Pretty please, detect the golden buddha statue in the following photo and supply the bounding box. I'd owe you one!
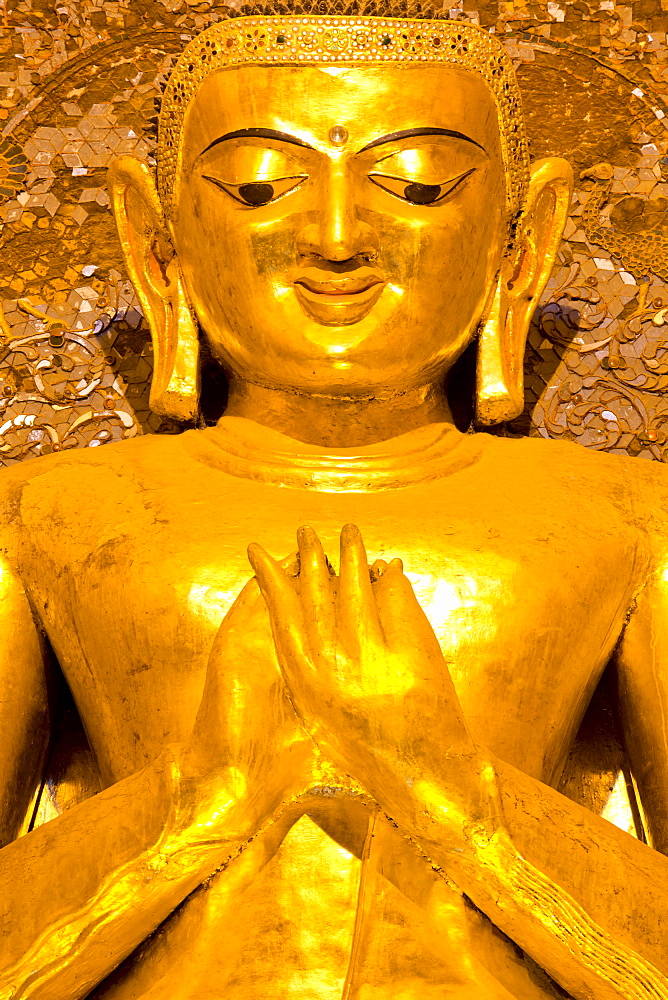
[3,4,668,999]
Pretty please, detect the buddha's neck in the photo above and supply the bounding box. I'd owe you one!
[224,378,454,448]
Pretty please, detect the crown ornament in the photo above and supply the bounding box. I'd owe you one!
[157,10,530,219]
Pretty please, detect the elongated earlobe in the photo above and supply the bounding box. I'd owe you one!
[149,258,200,422]
[476,157,573,426]
[476,277,523,425]
[108,155,200,422]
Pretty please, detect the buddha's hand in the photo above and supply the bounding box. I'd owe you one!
[248,525,502,853]
[178,560,316,841]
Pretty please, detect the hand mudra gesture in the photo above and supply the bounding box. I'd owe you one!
[248,524,487,839]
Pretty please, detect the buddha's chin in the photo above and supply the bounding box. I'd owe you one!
[294,281,384,327]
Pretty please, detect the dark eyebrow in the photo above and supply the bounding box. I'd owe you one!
[358,127,485,153]
[199,128,315,157]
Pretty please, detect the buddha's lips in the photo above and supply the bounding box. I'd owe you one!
[293,267,384,296]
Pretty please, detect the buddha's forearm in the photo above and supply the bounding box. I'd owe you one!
[0,749,264,1000]
[407,755,668,1000]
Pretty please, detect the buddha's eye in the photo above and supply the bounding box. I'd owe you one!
[368,168,474,206]
[238,182,274,205]
[203,174,307,207]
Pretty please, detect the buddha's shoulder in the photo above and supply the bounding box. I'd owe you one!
[477,432,668,521]
[0,432,187,526]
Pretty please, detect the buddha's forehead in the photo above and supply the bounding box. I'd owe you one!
[180,63,502,163]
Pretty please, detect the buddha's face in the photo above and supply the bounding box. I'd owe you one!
[170,63,507,395]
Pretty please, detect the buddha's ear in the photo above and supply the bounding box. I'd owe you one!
[107,154,200,422]
[476,157,573,426]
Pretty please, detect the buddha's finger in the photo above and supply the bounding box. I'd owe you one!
[216,576,264,633]
[228,552,296,608]
[278,551,300,578]
[226,553,298,619]
[296,526,336,651]
[375,559,432,650]
[248,543,300,626]
[248,542,316,679]
[339,524,383,647]
[371,559,389,582]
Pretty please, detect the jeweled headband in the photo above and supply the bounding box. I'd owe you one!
[157,13,530,220]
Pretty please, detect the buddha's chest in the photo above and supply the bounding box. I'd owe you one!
[22,468,640,783]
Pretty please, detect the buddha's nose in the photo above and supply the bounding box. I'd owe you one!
[297,159,378,263]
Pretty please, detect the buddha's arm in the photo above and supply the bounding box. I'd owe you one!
[406,744,668,1000]
[0,543,51,847]
[0,545,202,998]
[0,575,313,1000]
[0,747,269,1000]
[615,569,668,853]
